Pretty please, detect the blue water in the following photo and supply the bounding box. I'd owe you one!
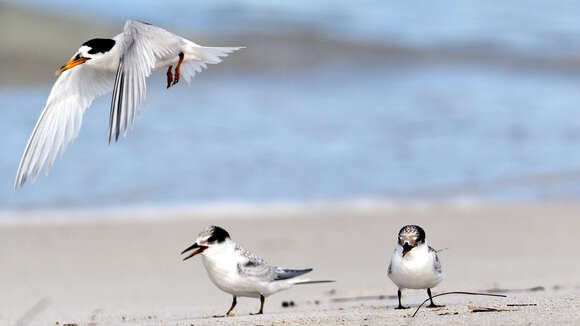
[13,0,580,56]
[2,1,580,209]
[2,65,580,209]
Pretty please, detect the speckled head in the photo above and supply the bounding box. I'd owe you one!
[397,225,426,256]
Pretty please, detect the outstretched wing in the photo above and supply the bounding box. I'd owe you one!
[108,20,183,142]
[14,65,114,188]
[109,20,242,142]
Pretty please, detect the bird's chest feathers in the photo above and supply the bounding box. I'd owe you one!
[396,246,433,273]
[201,247,240,283]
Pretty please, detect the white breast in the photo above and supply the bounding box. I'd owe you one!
[388,243,444,289]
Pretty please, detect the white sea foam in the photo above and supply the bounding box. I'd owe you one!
[0,196,493,225]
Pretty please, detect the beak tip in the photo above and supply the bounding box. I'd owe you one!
[56,56,88,76]
[181,243,205,261]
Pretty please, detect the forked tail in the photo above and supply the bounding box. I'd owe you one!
[180,45,244,84]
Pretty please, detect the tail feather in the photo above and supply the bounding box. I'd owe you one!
[294,280,336,285]
[275,268,336,285]
[197,46,244,64]
[181,46,243,84]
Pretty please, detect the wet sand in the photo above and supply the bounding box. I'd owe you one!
[0,201,579,325]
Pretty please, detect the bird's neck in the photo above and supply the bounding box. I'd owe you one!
[203,241,236,262]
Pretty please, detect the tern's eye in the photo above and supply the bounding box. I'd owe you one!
[207,235,218,243]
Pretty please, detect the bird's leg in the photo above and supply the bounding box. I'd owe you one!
[427,288,444,308]
[250,295,265,315]
[166,65,173,89]
[212,296,237,318]
[172,52,185,86]
[226,296,237,316]
[394,289,408,309]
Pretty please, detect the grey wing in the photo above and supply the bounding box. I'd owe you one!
[109,20,184,142]
[235,245,278,281]
[15,66,114,187]
[274,268,312,281]
[429,246,442,273]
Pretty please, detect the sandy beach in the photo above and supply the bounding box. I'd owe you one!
[0,202,578,325]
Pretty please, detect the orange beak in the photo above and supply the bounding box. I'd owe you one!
[56,56,89,75]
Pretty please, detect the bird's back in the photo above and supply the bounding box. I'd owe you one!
[201,242,294,297]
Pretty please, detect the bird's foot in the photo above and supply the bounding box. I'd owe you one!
[427,303,445,308]
[172,52,184,87]
[394,305,409,310]
[212,312,235,318]
[166,65,173,88]
[249,311,263,316]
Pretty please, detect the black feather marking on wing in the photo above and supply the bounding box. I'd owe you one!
[116,70,125,141]
[274,268,313,281]
[244,261,258,267]
[109,61,124,144]
[429,246,442,273]
[237,261,259,275]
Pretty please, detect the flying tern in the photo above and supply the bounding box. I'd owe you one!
[14,20,241,188]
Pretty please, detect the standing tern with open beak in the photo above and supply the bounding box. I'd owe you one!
[181,226,334,317]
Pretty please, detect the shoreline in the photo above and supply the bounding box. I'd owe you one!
[0,199,577,224]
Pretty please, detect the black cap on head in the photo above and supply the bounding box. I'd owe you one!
[207,225,231,243]
[82,38,116,54]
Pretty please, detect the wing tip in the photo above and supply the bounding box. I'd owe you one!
[13,179,21,190]
[14,169,36,190]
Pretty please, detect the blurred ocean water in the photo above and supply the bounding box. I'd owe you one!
[2,1,580,210]
[13,0,580,56]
